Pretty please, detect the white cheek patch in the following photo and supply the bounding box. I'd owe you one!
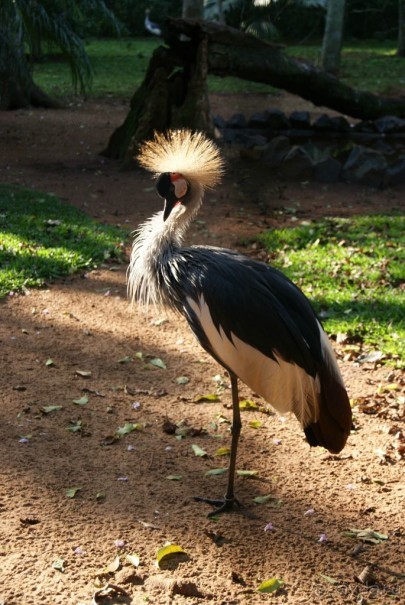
[173,177,188,199]
[187,294,320,426]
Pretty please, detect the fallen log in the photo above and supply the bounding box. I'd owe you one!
[170,18,405,121]
[103,18,405,162]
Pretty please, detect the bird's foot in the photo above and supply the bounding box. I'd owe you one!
[194,495,240,517]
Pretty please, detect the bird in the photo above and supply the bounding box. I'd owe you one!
[128,129,352,516]
[144,9,162,37]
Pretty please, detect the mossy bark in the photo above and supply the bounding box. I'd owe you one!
[103,29,212,164]
[0,35,61,110]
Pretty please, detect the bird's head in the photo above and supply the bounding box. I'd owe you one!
[156,172,190,221]
[138,129,224,224]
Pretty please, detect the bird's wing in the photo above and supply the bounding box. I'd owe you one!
[170,247,325,422]
[167,246,351,453]
[181,247,321,367]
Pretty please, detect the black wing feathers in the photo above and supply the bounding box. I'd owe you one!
[164,246,352,454]
[174,247,322,376]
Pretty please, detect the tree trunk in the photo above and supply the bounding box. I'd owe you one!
[102,34,212,163]
[321,0,346,73]
[103,18,405,163]
[398,0,405,57]
[215,0,225,23]
[0,30,61,110]
[186,19,405,119]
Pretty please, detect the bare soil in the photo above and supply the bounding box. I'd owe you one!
[0,93,404,605]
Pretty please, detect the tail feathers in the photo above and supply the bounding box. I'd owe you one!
[304,365,352,454]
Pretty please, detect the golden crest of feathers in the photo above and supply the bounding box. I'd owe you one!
[138,129,224,189]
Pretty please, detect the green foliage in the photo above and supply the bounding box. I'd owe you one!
[0,0,122,101]
[0,185,127,297]
[257,215,405,364]
[35,38,160,97]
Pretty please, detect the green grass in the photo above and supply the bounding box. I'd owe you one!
[33,38,403,99]
[286,40,404,95]
[0,185,127,297]
[256,215,405,365]
[34,38,160,97]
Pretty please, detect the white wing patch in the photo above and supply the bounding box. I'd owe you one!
[187,295,320,426]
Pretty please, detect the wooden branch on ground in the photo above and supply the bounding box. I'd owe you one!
[167,18,405,121]
[103,18,405,162]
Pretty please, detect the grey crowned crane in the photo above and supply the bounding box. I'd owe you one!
[128,129,352,516]
[144,9,161,36]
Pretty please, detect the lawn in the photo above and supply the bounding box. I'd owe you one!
[286,40,404,95]
[256,215,405,365]
[33,37,403,98]
[0,185,126,297]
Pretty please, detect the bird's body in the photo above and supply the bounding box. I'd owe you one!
[144,9,161,36]
[129,130,352,514]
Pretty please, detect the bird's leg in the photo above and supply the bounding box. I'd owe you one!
[195,373,242,516]
[222,373,241,506]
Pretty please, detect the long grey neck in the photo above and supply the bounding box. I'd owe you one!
[128,186,203,307]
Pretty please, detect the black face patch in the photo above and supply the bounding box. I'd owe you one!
[156,173,173,199]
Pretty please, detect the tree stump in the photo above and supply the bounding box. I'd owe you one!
[102,24,212,164]
[103,18,405,164]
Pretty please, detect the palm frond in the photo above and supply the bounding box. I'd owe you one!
[0,0,122,96]
[245,18,280,42]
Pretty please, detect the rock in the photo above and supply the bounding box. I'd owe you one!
[314,157,342,183]
[279,146,313,180]
[261,136,290,166]
[385,156,405,186]
[265,109,291,130]
[230,571,247,586]
[352,121,379,133]
[217,108,401,189]
[144,575,204,597]
[312,114,335,131]
[248,109,290,130]
[241,134,268,148]
[289,111,311,129]
[226,113,247,129]
[213,114,226,129]
[330,116,351,131]
[371,140,396,155]
[115,568,144,586]
[313,114,351,132]
[172,581,204,597]
[224,131,267,147]
[374,115,405,134]
[343,145,388,187]
[247,111,271,128]
[300,140,330,164]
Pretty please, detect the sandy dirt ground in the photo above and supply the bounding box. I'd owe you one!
[0,92,404,605]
